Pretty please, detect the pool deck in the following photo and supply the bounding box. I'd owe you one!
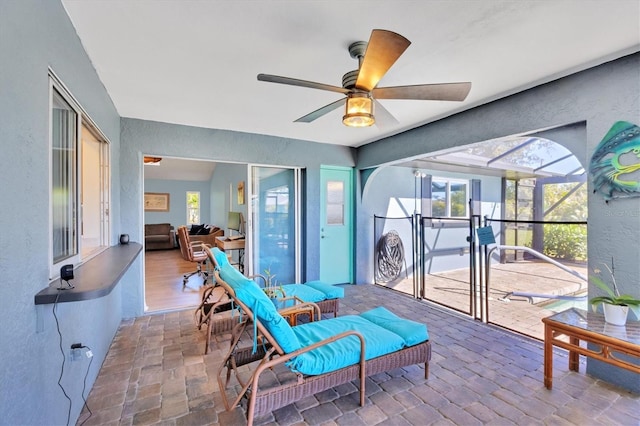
[378,260,588,341]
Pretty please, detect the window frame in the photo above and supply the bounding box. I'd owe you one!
[49,71,111,279]
[428,177,470,230]
[186,191,201,225]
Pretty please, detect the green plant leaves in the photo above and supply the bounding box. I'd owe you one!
[590,275,617,298]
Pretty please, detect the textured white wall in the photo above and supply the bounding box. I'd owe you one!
[0,1,123,424]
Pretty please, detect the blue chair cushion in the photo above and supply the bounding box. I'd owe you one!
[219,263,301,353]
[282,284,326,303]
[304,281,344,299]
[288,315,406,375]
[211,247,230,269]
[218,262,248,288]
[359,307,429,346]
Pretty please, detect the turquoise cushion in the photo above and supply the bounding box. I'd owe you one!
[211,247,230,269]
[288,315,405,375]
[220,263,301,353]
[359,307,428,347]
[282,284,326,303]
[219,263,245,287]
[304,281,344,299]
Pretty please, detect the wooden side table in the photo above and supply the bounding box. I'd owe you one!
[215,236,245,273]
[542,308,640,389]
[271,297,316,326]
[279,304,315,326]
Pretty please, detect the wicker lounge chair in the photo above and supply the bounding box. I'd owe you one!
[208,247,342,316]
[213,263,431,425]
[202,247,343,352]
[194,284,231,330]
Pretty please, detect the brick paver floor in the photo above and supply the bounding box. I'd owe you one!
[79,284,639,425]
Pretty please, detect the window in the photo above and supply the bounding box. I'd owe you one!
[325,181,344,225]
[50,73,110,278]
[51,89,78,265]
[187,191,200,225]
[431,178,469,218]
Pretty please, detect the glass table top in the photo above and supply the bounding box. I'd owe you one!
[546,308,640,345]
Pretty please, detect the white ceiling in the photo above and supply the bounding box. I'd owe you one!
[62,1,639,148]
[144,157,217,181]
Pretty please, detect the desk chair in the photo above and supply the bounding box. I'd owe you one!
[177,225,209,288]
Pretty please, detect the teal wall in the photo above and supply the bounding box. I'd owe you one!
[0,1,126,424]
[208,162,248,265]
[210,162,248,229]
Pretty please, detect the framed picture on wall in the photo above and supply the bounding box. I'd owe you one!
[144,192,170,211]
[237,181,245,205]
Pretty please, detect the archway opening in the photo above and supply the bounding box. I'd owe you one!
[364,130,587,340]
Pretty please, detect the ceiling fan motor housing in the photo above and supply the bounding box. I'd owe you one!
[345,41,368,89]
[342,70,360,90]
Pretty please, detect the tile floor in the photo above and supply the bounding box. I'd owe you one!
[79,284,639,425]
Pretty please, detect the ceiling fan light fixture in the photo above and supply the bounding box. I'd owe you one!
[343,93,374,127]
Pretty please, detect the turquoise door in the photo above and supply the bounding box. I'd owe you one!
[319,166,353,284]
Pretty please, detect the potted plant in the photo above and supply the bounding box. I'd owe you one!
[590,259,640,326]
[262,267,284,304]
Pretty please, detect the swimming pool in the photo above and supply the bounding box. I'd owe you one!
[542,294,588,312]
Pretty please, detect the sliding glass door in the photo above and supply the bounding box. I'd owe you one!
[248,166,301,284]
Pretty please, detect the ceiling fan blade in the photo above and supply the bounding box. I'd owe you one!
[294,98,346,123]
[355,29,411,92]
[373,99,399,129]
[373,82,472,101]
[258,74,349,95]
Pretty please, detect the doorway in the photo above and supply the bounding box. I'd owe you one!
[143,157,225,313]
[248,166,301,283]
[366,131,588,340]
[142,159,304,313]
[319,166,354,284]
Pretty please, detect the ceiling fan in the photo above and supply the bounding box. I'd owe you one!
[257,29,471,128]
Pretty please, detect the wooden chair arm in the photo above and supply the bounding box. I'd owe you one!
[189,240,204,249]
[249,274,267,286]
[191,241,212,253]
[230,329,367,420]
[251,330,367,402]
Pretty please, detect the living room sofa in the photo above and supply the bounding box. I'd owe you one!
[187,224,224,247]
[144,223,176,250]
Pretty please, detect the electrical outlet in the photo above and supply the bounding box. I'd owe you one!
[70,347,82,361]
[70,343,83,362]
